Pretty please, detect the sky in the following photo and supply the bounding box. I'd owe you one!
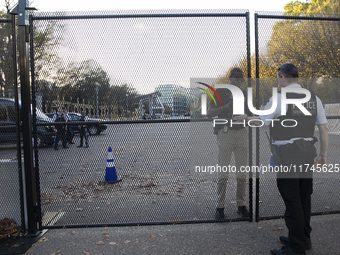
[25,0,292,94]
[31,0,290,13]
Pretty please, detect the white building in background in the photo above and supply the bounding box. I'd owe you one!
[155,84,191,114]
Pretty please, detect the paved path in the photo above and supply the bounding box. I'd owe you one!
[24,214,340,255]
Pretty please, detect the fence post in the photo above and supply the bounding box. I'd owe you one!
[11,0,39,236]
[254,13,260,222]
[246,11,253,222]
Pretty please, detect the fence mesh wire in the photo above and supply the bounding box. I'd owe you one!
[256,12,340,219]
[0,16,24,234]
[30,10,251,227]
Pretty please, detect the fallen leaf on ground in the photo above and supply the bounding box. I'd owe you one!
[150,235,156,238]
[103,233,109,238]
[109,242,116,245]
[71,231,77,235]
[325,206,331,210]
[135,240,139,244]
[96,241,105,245]
[124,240,131,244]
[83,251,91,255]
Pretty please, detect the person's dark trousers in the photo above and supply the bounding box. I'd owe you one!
[66,127,74,143]
[79,128,89,147]
[276,143,317,253]
[53,128,67,148]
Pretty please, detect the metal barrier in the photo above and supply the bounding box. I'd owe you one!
[2,7,340,235]
[254,12,340,221]
[0,15,26,234]
[30,10,252,228]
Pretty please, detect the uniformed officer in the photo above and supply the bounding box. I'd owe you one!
[53,107,69,150]
[63,109,75,144]
[77,110,89,148]
[235,63,329,255]
[207,67,251,219]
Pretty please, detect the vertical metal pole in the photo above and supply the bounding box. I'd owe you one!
[17,0,39,235]
[254,13,260,222]
[96,86,99,118]
[246,12,253,222]
[30,15,42,229]
[12,14,25,234]
[126,93,128,118]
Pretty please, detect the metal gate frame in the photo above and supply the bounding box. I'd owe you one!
[10,7,340,233]
[254,12,340,221]
[29,11,253,229]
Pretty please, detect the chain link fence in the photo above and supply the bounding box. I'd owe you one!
[2,9,339,232]
[30,10,252,228]
[255,12,340,220]
[0,15,25,236]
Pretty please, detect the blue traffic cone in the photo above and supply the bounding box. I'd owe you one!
[105,147,121,183]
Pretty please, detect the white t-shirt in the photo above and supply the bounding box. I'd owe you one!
[259,84,327,145]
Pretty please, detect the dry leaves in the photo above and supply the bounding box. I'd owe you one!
[71,231,77,235]
[83,251,91,255]
[150,235,156,238]
[103,233,109,239]
[96,241,105,245]
[0,218,20,239]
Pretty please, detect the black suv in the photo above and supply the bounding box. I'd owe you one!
[0,98,56,147]
[46,112,107,135]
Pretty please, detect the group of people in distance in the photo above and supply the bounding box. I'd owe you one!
[52,107,89,150]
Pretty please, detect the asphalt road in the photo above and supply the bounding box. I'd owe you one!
[1,122,340,227]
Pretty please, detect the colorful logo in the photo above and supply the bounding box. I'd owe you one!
[196,82,222,107]
[196,82,222,115]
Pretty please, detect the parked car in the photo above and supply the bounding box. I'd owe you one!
[46,112,107,135]
[0,98,55,147]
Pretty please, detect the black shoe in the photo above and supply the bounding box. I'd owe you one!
[215,208,225,220]
[77,145,83,148]
[54,147,58,150]
[237,206,250,218]
[271,246,305,255]
[85,145,89,148]
[280,236,312,250]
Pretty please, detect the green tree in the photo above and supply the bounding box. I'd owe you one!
[259,0,340,102]
[1,1,65,97]
[53,59,139,110]
[0,6,14,96]
[284,0,340,14]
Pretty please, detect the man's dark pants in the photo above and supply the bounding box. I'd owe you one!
[66,127,74,143]
[276,143,317,253]
[53,128,67,148]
